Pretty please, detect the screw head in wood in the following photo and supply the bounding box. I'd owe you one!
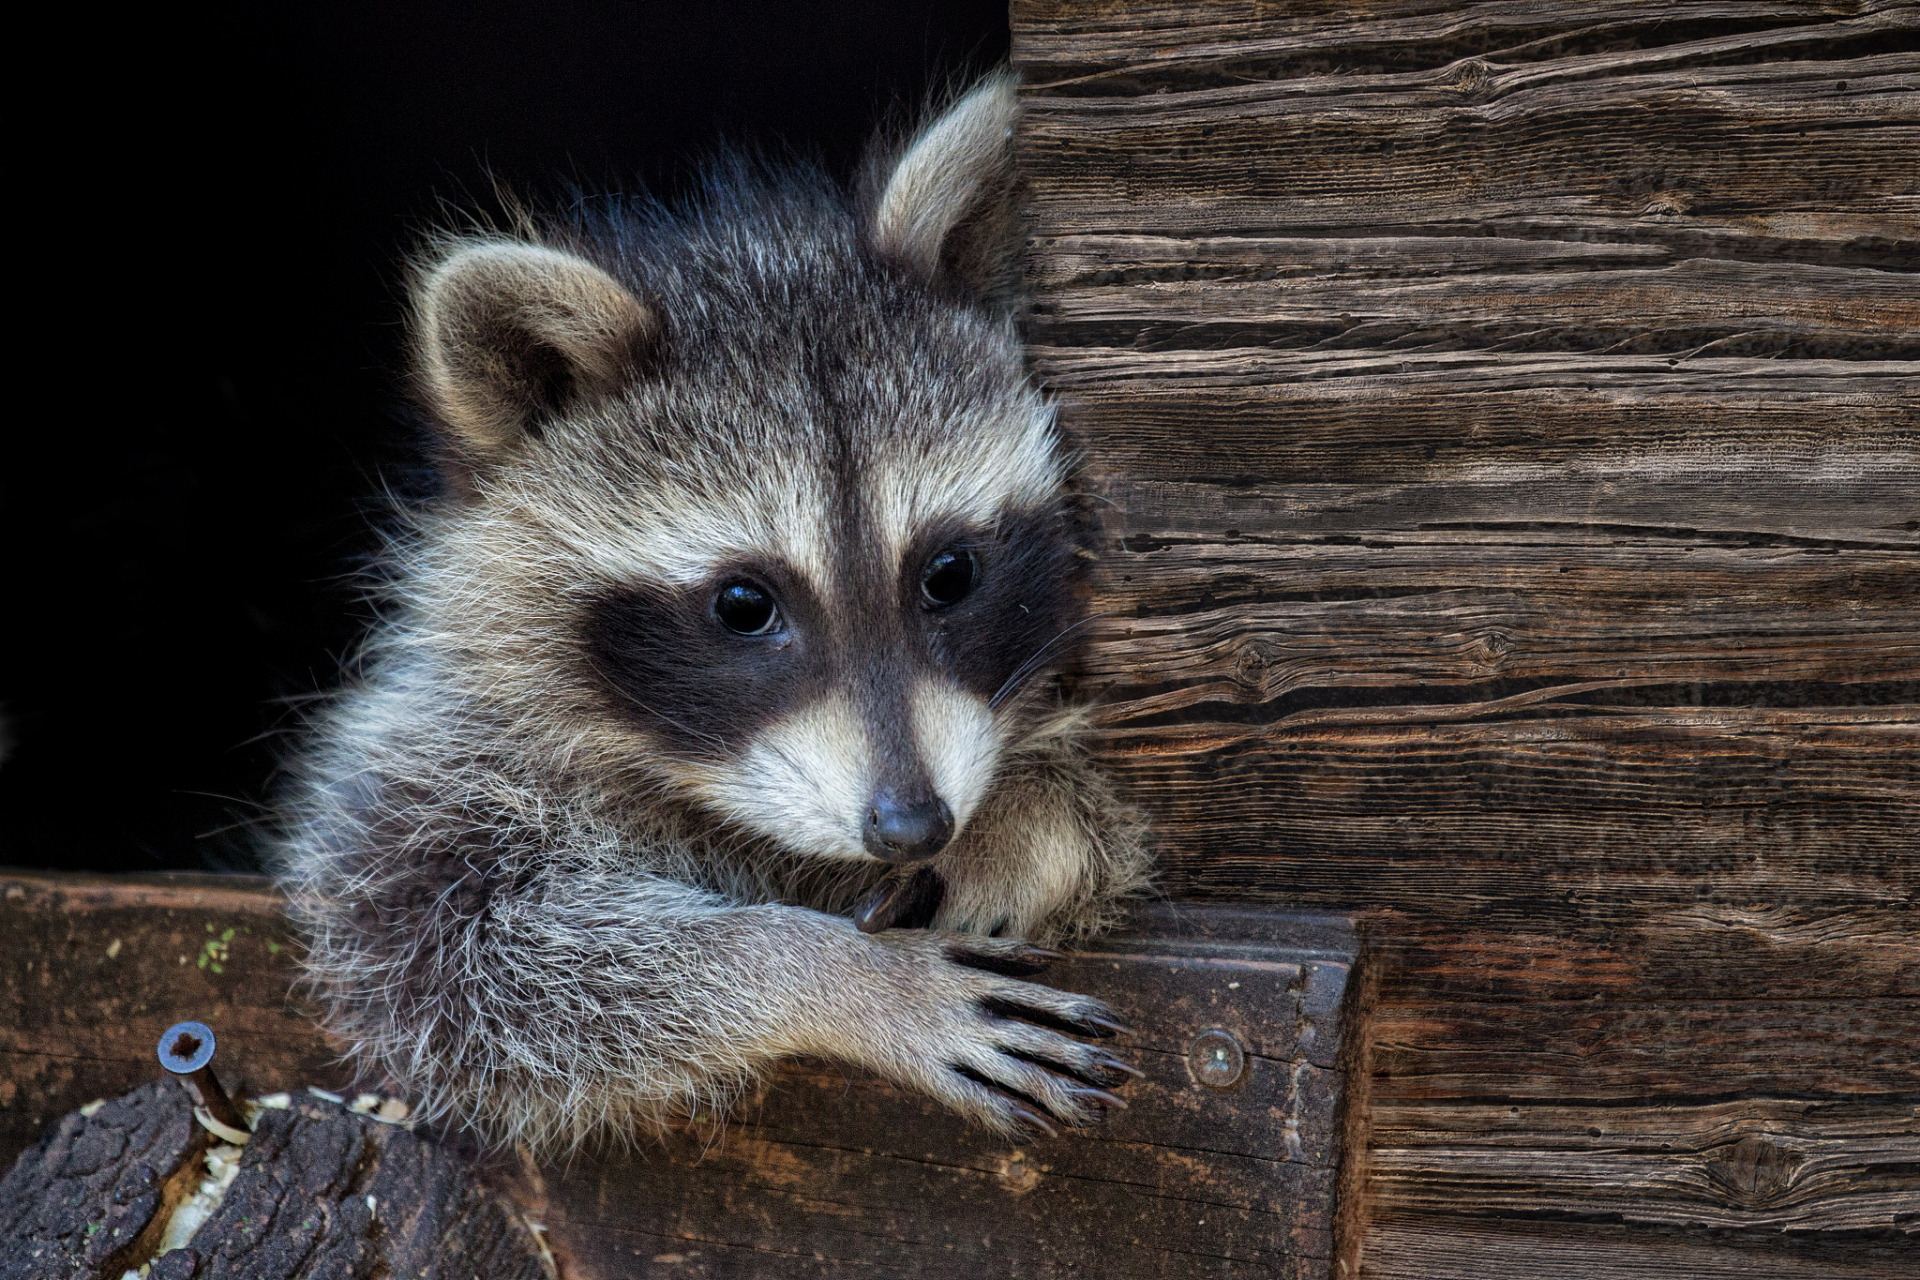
[158,1021,217,1074]
[157,1019,250,1136]
[1186,1028,1246,1089]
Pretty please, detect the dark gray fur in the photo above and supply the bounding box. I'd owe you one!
[276,74,1153,1154]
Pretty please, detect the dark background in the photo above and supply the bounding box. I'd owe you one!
[3,2,1009,873]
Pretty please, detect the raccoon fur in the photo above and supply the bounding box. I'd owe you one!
[277,73,1154,1155]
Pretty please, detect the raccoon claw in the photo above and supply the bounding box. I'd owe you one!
[1084,1015,1133,1039]
[854,865,946,934]
[871,930,1138,1138]
[959,1048,1136,1138]
[1007,1103,1057,1140]
[943,940,1058,977]
[1042,1047,1142,1089]
[990,1079,1121,1137]
[966,1004,1140,1132]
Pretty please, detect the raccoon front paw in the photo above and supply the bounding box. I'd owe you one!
[870,932,1141,1140]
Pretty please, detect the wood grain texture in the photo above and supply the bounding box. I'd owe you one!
[0,874,1365,1279]
[1011,4,1920,907]
[1038,258,1918,358]
[1367,1098,1918,1230]
[1014,0,1919,1274]
[1015,0,1917,89]
[1363,1214,1919,1279]
[1100,707,1919,908]
[1015,1,1920,255]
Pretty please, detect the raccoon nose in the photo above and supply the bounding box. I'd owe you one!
[863,791,954,864]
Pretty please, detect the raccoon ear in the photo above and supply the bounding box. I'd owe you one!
[866,72,1023,308]
[413,240,656,460]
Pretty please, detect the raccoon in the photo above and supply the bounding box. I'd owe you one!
[278,73,1153,1155]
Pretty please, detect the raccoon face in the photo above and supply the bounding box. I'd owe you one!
[577,487,1085,863]
[408,77,1091,864]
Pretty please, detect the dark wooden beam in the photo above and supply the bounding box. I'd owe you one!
[508,905,1363,1280]
[1,871,1365,1279]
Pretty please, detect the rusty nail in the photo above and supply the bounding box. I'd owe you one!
[1186,1028,1247,1090]
[157,1020,249,1135]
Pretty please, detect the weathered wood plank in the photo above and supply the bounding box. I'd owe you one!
[1374,907,1920,1002]
[1040,352,1920,547]
[1097,708,1920,905]
[1363,1214,1919,1279]
[506,904,1363,1280]
[1017,47,1920,252]
[1326,907,1919,1249]
[1038,352,1919,488]
[1014,2,1920,1271]
[1368,998,1919,1100]
[1098,476,1919,549]
[1368,1098,1919,1231]
[1035,258,1919,359]
[0,873,1368,1279]
[1028,233,1683,289]
[1079,542,1920,719]
[526,1076,1336,1279]
[1015,0,1916,89]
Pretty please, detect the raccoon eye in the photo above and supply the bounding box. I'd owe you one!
[713,581,779,635]
[920,547,975,609]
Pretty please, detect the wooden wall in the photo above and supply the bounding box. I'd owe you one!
[1010,1,1920,1274]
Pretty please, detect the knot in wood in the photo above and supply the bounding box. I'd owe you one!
[1642,192,1696,217]
[1471,629,1514,670]
[1704,1133,1803,1209]
[1445,58,1496,99]
[1232,641,1273,696]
